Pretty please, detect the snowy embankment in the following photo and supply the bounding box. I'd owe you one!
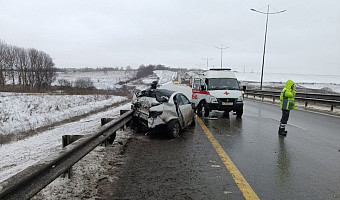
[0,103,132,185]
[235,72,340,93]
[0,93,127,136]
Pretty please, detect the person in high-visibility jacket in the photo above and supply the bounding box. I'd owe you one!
[278,80,296,136]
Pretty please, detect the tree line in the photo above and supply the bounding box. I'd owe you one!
[0,40,57,91]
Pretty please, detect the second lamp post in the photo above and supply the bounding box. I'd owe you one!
[251,5,286,90]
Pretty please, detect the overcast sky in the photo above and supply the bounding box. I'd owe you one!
[1,0,339,75]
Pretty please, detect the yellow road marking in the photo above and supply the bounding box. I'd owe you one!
[196,115,260,200]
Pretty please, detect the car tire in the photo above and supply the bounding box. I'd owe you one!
[203,103,210,117]
[236,109,243,118]
[166,120,180,139]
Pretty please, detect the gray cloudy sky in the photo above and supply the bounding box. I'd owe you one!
[1,0,339,75]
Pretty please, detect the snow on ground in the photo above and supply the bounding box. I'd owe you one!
[0,102,132,184]
[131,75,158,92]
[53,70,137,90]
[32,127,134,200]
[0,93,126,135]
[235,71,340,93]
[154,70,177,85]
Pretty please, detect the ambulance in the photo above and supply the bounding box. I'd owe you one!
[191,69,244,117]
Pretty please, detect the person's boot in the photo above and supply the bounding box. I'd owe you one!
[278,124,287,136]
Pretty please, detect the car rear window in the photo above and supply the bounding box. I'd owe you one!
[138,89,175,102]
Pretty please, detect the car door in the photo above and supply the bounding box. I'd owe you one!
[178,94,194,126]
[191,78,208,107]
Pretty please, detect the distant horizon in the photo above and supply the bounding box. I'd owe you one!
[56,66,340,76]
[1,1,339,76]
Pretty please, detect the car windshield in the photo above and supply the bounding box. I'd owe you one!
[206,78,240,90]
[137,89,175,102]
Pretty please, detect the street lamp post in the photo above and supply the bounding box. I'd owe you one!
[202,57,214,70]
[251,5,286,90]
[214,44,229,69]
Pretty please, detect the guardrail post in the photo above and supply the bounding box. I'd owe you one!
[62,135,83,179]
[120,110,130,130]
[101,118,116,145]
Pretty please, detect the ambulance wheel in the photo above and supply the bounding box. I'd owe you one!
[236,109,243,118]
[190,115,196,127]
[203,103,210,117]
[196,102,203,116]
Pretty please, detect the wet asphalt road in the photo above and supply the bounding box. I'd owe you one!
[99,99,340,200]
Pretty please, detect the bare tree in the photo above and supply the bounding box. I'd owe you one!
[5,46,16,86]
[28,48,39,90]
[0,41,6,88]
[0,40,57,91]
[15,48,30,90]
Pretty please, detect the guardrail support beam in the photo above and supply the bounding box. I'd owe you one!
[62,135,83,179]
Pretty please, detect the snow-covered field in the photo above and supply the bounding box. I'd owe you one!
[53,70,137,90]
[235,71,340,93]
[0,93,126,136]
[1,69,339,199]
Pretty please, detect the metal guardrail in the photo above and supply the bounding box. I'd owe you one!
[245,89,340,111]
[0,110,134,200]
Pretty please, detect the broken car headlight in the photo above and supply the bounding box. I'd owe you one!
[149,111,163,118]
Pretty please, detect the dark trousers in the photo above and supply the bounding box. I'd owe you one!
[279,109,290,133]
[280,109,290,124]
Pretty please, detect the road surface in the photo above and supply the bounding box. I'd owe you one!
[98,99,340,199]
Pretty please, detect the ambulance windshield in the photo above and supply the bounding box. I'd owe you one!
[206,78,240,90]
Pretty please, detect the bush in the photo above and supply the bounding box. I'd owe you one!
[74,77,95,89]
[136,65,155,79]
[58,79,73,87]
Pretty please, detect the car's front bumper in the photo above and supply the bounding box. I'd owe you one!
[206,101,243,112]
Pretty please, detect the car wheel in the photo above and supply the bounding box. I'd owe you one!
[203,103,210,117]
[166,120,180,139]
[236,109,243,118]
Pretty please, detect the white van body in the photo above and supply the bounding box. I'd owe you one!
[191,69,244,117]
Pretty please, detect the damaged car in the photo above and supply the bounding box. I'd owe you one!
[131,87,195,139]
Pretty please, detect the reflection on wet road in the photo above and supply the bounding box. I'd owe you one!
[200,99,340,199]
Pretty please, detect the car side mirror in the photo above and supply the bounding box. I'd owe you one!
[201,85,206,91]
[242,85,246,92]
[191,102,195,109]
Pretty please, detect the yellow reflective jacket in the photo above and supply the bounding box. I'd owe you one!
[280,80,296,110]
